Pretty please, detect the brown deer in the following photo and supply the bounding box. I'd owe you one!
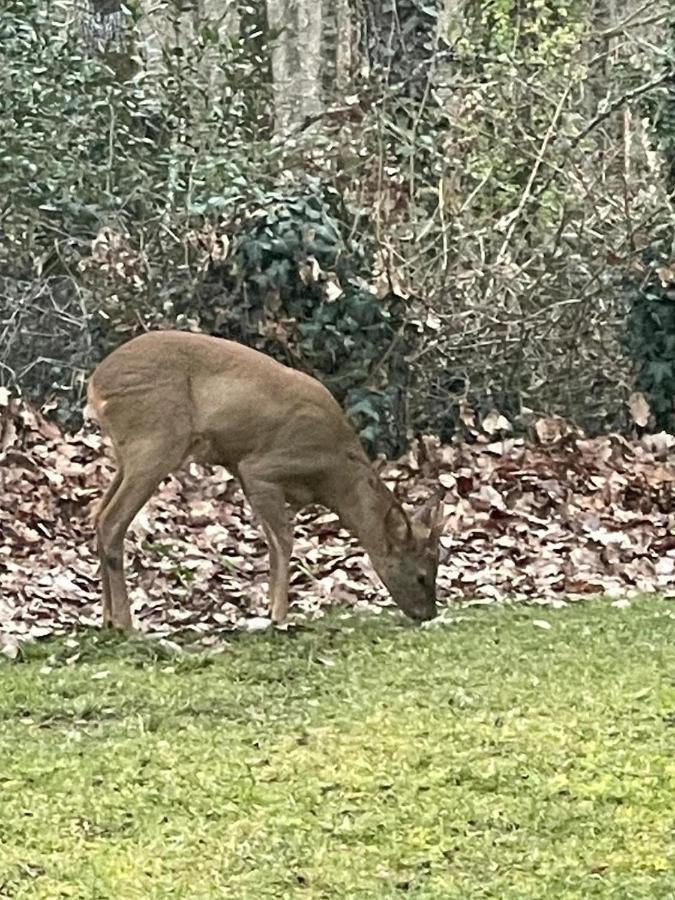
[87,331,442,631]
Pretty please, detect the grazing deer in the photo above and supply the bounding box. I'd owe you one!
[87,331,442,631]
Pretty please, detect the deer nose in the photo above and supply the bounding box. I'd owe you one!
[413,604,437,622]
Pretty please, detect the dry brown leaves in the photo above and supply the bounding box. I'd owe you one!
[2,394,675,652]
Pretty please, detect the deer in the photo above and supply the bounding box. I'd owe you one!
[86,330,442,631]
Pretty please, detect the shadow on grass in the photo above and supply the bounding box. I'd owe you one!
[11,607,419,669]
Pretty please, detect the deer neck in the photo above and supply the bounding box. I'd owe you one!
[327,454,396,564]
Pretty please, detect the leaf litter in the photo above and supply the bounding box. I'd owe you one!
[2,398,675,651]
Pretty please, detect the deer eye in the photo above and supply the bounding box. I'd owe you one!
[417,574,426,586]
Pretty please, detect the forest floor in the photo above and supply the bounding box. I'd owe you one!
[2,597,675,899]
[4,396,675,650]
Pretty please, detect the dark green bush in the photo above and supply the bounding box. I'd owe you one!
[624,20,675,431]
[625,253,675,431]
[180,186,413,456]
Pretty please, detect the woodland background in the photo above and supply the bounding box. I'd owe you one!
[3,8,675,888]
[2,0,674,458]
[3,0,675,644]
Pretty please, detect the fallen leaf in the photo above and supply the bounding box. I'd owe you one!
[482,410,512,435]
[628,391,650,428]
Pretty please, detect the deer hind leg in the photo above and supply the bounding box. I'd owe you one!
[240,469,293,624]
[96,435,187,631]
[93,468,123,626]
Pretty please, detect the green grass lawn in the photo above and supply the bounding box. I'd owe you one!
[1,599,675,899]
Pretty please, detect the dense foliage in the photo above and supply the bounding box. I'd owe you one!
[652,15,675,194]
[625,256,675,431]
[0,1,412,452]
[623,16,675,432]
[1,0,673,450]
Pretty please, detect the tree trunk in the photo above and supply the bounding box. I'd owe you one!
[335,0,353,91]
[267,0,323,136]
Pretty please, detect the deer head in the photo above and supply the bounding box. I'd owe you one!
[375,499,442,621]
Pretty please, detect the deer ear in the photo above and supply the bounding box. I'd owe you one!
[385,503,412,547]
[413,497,444,540]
